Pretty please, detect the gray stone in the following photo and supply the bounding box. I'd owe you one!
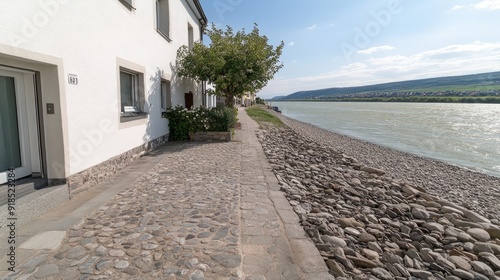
[466,228,490,242]
[436,257,456,271]
[423,222,445,233]
[449,256,472,271]
[78,256,98,274]
[66,246,86,259]
[394,263,411,277]
[368,242,383,254]
[95,246,107,256]
[411,208,430,219]
[21,254,48,269]
[346,256,379,268]
[189,270,204,280]
[108,249,125,257]
[211,254,241,268]
[95,259,112,271]
[362,249,379,260]
[115,260,129,269]
[468,270,490,280]
[445,227,462,238]
[470,261,495,277]
[441,206,464,216]
[197,232,212,238]
[326,259,347,277]
[453,269,474,280]
[474,242,500,254]
[382,252,403,264]
[358,233,377,242]
[337,217,364,228]
[344,227,361,236]
[408,268,433,279]
[33,264,59,278]
[464,210,490,224]
[420,248,436,263]
[142,243,159,250]
[478,252,500,270]
[321,235,347,248]
[372,267,393,280]
[458,232,474,242]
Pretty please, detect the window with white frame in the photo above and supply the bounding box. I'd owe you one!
[160,80,171,111]
[120,68,141,115]
[156,0,170,40]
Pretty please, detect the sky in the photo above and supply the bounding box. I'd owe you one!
[198,0,500,99]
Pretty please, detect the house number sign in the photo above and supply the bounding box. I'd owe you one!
[68,73,78,85]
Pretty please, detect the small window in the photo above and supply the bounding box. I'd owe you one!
[119,0,135,10]
[160,80,171,111]
[156,0,170,40]
[188,24,194,50]
[120,69,141,115]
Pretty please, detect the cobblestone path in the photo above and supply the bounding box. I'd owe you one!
[1,108,331,280]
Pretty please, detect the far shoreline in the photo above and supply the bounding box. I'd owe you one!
[269,96,500,104]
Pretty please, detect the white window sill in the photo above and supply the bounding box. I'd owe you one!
[157,29,172,42]
[120,112,148,123]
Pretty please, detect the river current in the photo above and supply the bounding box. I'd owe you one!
[272,102,500,178]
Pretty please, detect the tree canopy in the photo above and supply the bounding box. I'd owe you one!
[176,24,284,107]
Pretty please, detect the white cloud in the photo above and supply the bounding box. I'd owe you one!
[288,41,295,46]
[452,5,466,10]
[357,45,395,55]
[473,0,500,10]
[307,24,317,30]
[451,0,500,11]
[258,42,500,98]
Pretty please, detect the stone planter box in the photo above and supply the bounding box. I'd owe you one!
[189,131,232,142]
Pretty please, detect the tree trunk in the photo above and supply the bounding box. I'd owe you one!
[225,93,235,107]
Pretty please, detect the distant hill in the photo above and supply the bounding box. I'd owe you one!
[279,71,500,100]
[269,95,286,100]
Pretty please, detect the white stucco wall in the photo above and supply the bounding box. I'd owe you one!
[0,0,205,176]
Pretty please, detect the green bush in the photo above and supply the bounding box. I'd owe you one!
[162,106,238,140]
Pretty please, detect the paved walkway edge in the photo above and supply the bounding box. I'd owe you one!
[238,108,333,280]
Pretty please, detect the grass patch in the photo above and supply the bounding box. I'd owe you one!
[246,106,283,129]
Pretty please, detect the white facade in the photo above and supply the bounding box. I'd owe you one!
[0,0,207,189]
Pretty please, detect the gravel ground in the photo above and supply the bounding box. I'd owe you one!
[272,111,500,222]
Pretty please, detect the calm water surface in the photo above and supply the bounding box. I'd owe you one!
[273,102,500,177]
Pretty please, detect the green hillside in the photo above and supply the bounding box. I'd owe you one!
[277,71,500,101]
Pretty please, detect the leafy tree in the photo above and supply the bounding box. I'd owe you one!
[176,23,284,107]
[255,97,265,104]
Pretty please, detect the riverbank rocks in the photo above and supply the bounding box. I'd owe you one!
[257,126,500,279]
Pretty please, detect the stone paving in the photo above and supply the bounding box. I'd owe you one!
[0,108,331,280]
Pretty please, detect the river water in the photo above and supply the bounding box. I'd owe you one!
[272,102,500,177]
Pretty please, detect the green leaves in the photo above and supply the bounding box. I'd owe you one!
[176,23,284,106]
[162,106,238,140]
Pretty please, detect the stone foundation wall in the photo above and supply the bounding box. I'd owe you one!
[189,131,232,142]
[67,134,168,196]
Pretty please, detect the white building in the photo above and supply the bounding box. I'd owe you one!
[0,0,208,194]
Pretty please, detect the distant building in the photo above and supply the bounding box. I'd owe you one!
[0,0,207,194]
[237,92,256,107]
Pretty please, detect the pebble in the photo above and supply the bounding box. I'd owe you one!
[467,228,490,242]
[257,124,500,279]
